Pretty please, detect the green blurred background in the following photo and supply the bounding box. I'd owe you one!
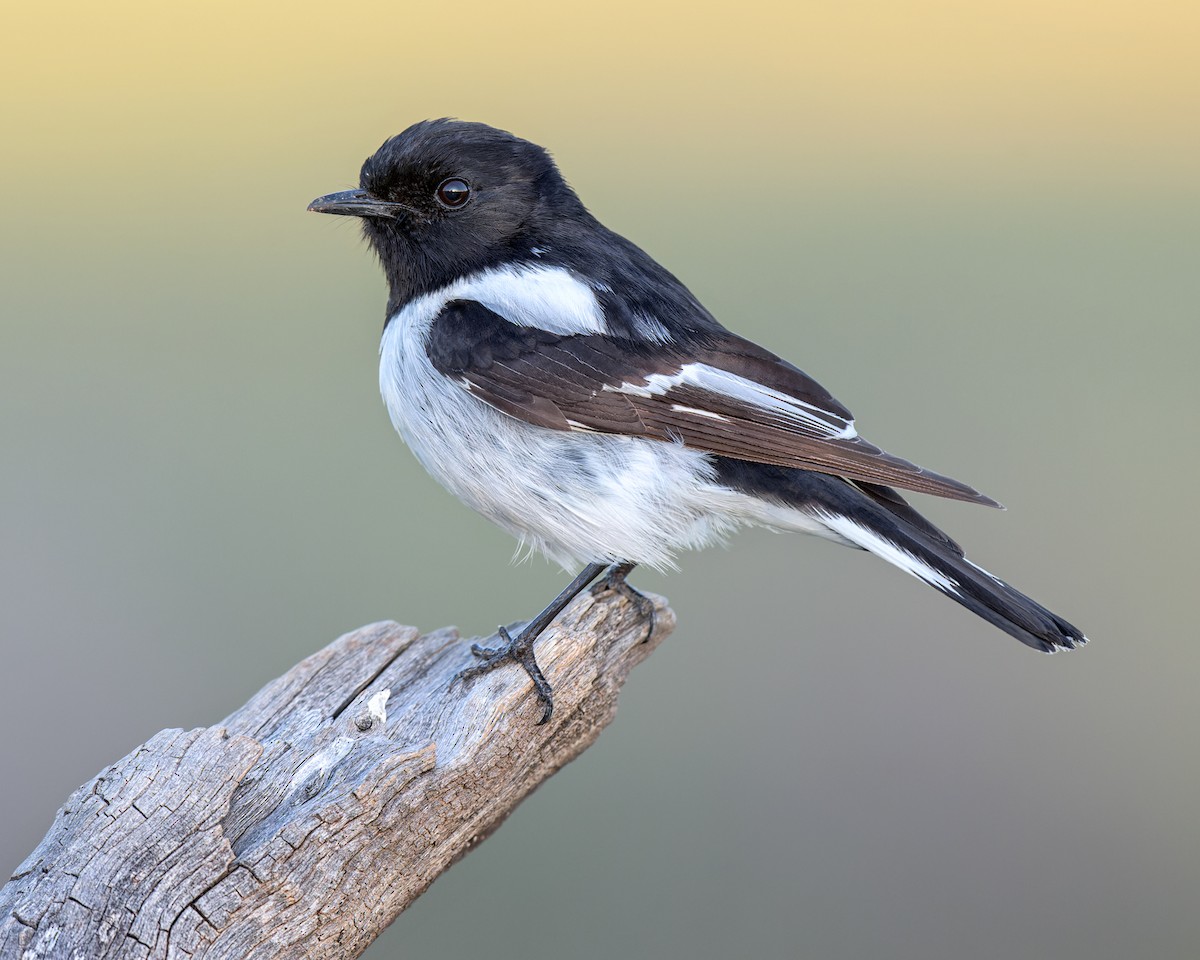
[2,2,1198,957]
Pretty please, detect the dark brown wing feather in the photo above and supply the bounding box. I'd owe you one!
[430,300,1001,507]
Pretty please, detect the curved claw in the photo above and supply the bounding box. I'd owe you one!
[592,565,656,643]
[452,624,555,724]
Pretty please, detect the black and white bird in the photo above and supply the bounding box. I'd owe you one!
[309,119,1086,722]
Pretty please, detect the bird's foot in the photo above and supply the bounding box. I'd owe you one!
[454,623,556,724]
[591,562,656,642]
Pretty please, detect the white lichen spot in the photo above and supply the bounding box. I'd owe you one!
[366,689,390,727]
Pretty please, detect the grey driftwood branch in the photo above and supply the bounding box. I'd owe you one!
[0,587,671,960]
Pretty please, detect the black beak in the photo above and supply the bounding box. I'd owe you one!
[307,189,415,219]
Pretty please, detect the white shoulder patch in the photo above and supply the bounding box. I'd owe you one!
[442,263,608,337]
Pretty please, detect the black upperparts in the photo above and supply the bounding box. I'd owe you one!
[426,299,561,377]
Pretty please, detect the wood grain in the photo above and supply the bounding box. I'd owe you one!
[0,586,670,959]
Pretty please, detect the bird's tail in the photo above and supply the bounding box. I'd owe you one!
[811,489,1088,654]
[717,459,1088,653]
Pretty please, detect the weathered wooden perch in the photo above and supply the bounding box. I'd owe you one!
[0,587,672,959]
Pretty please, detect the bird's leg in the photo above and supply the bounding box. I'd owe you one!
[591,561,656,642]
[454,561,608,724]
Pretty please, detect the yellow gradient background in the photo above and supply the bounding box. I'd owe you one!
[2,3,1197,958]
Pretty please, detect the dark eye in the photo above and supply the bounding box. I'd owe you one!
[436,178,470,208]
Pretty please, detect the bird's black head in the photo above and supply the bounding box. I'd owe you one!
[309,119,589,309]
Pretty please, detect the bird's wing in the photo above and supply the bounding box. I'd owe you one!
[425,299,1000,506]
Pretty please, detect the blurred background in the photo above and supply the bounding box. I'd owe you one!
[2,1,1197,957]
